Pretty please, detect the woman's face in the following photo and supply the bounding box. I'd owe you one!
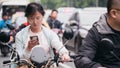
[27,11,43,28]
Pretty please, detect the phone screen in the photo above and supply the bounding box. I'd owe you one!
[30,36,38,41]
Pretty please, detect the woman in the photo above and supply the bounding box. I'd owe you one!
[15,2,70,67]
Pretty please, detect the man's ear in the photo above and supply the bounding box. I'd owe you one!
[110,9,117,18]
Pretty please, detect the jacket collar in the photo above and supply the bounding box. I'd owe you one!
[93,13,115,34]
[23,25,47,35]
[21,25,47,45]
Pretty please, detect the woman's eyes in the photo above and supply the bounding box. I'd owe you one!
[36,17,41,20]
[29,17,41,20]
[30,17,34,20]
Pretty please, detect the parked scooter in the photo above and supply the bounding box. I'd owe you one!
[0,31,10,56]
[62,22,80,53]
[0,23,15,56]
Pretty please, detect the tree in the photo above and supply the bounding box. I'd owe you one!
[99,0,107,7]
[41,0,64,9]
[74,0,106,8]
[30,0,107,9]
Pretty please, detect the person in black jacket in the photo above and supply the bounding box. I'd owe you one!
[47,9,63,34]
[74,0,120,68]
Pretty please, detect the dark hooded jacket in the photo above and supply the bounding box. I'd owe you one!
[74,13,120,68]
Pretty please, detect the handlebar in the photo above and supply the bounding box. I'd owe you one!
[57,59,74,63]
[3,60,11,64]
[70,54,79,59]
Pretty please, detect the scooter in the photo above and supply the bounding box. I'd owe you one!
[3,45,74,68]
[3,26,75,68]
[0,23,15,56]
[0,29,11,56]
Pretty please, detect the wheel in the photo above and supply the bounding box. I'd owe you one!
[1,45,10,56]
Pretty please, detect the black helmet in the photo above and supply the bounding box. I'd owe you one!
[63,26,74,40]
[2,11,9,17]
[0,32,10,43]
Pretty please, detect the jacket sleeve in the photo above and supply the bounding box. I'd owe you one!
[74,27,102,68]
[15,32,24,58]
[15,30,30,59]
[50,31,69,56]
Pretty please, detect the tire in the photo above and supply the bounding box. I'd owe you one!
[1,45,10,56]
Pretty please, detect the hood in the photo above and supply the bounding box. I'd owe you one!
[93,13,114,34]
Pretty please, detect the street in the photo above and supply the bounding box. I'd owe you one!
[0,52,9,68]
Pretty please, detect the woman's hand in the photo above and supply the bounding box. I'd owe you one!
[26,40,39,51]
[61,54,71,62]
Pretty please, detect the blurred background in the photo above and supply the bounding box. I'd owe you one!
[31,0,106,9]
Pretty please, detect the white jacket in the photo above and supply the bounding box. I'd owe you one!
[15,25,69,58]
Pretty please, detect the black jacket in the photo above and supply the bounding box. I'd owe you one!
[47,17,62,29]
[75,13,120,68]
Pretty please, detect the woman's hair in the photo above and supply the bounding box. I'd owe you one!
[25,2,45,17]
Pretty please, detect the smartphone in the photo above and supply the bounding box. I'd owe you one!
[30,36,39,41]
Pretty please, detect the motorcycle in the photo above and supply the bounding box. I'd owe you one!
[0,28,11,56]
[3,44,74,68]
[3,26,75,68]
[0,23,15,56]
[62,20,86,53]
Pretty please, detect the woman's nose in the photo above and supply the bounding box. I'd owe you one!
[32,18,37,23]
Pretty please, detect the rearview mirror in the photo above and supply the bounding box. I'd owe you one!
[100,38,114,51]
